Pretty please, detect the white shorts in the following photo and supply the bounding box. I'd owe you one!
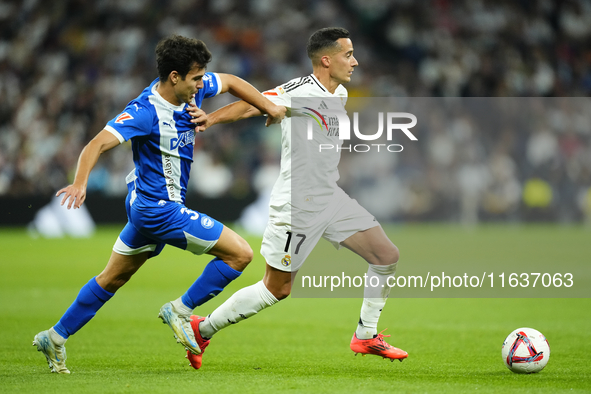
[260,188,378,272]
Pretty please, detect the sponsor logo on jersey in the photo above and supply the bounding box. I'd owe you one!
[281,255,291,267]
[302,107,329,132]
[115,112,134,124]
[158,200,167,206]
[163,153,176,200]
[201,216,214,229]
[170,130,195,150]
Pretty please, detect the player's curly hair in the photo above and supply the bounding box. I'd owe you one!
[306,27,350,64]
[156,35,212,81]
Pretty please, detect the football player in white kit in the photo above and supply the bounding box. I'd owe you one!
[185,27,408,369]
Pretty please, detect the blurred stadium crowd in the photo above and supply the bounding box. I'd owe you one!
[1,0,590,223]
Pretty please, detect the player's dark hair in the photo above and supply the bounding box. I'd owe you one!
[306,27,350,63]
[156,35,212,81]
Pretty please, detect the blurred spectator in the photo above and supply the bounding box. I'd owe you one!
[1,0,590,223]
[28,196,95,238]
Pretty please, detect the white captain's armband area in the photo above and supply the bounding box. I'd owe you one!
[211,72,222,96]
[203,73,222,96]
[104,126,125,143]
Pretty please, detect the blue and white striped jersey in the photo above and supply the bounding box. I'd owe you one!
[105,72,221,203]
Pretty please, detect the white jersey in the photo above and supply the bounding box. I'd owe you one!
[263,74,348,211]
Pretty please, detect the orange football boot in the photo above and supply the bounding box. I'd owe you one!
[350,329,408,362]
[185,315,210,369]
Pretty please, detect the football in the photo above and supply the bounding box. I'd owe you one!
[501,327,550,374]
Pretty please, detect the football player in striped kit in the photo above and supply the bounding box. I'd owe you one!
[185,27,408,369]
[32,35,286,374]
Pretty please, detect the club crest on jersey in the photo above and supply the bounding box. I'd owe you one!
[115,112,134,124]
[281,255,291,267]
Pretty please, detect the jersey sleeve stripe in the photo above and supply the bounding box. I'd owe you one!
[212,72,222,96]
[283,76,306,90]
[284,77,311,93]
[104,125,125,143]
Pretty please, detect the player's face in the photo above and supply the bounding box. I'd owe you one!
[175,65,206,104]
[329,38,358,84]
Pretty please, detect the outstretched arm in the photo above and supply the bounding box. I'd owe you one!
[208,100,264,126]
[217,73,285,123]
[189,98,286,131]
[56,130,120,209]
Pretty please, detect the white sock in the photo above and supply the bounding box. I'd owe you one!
[356,263,397,340]
[49,327,67,346]
[172,297,193,316]
[199,280,278,339]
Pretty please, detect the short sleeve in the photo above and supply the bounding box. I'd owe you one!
[202,72,222,99]
[105,102,153,142]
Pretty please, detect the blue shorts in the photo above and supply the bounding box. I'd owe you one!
[113,180,223,259]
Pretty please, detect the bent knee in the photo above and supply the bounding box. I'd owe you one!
[372,243,400,266]
[238,245,254,269]
[226,241,253,271]
[390,244,400,264]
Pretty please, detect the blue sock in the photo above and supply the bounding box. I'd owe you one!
[53,277,114,339]
[181,258,242,309]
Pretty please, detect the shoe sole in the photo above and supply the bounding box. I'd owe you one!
[353,351,407,362]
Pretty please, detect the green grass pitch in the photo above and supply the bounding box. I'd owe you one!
[1,224,590,393]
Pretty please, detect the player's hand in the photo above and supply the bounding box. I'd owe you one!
[186,103,208,132]
[265,105,287,127]
[56,184,86,209]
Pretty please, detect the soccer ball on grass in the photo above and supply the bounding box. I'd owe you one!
[501,327,550,374]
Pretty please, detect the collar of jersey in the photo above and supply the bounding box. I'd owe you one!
[151,82,187,111]
[310,74,339,96]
